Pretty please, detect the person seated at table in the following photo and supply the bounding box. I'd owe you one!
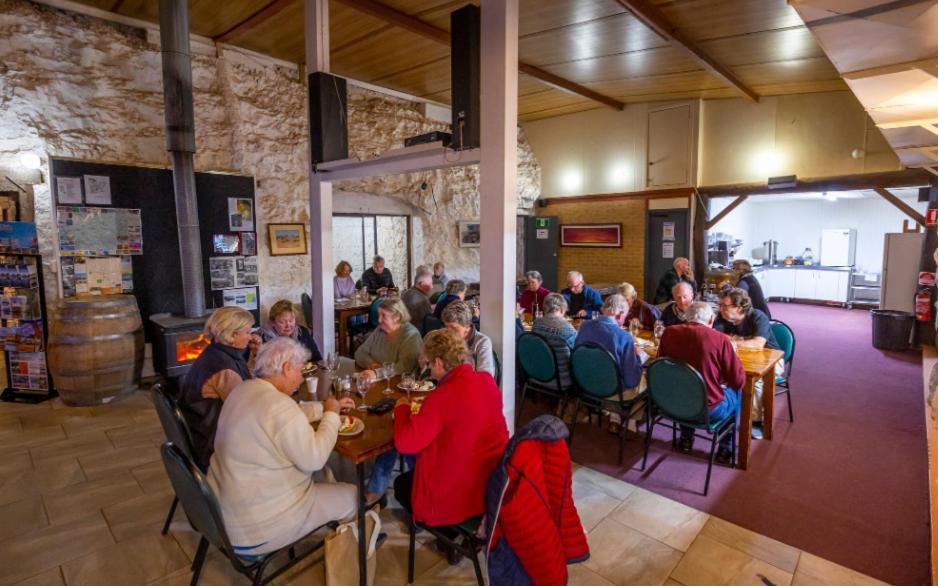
[207,337,358,556]
[654,257,697,304]
[359,255,395,295]
[392,329,509,562]
[433,279,467,319]
[560,271,603,318]
[518,270,551,313]
[258,299,323,363]
[442,301,495,378]
[574,294,644,434]
[532,293,577,391]
[714,287,782,438]
[178,306,260,471]
[402,269,433,330]
[431,262,450,302]
[334,260,357,299]
[618,282,661,330]
[661,282,695,327]
[355,297,422,378]
[657,302,744,462]
[732,259,771,319]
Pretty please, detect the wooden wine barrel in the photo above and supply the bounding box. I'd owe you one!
[48,295,144,406]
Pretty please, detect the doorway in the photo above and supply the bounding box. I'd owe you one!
[333,214,411,286]
[645,209,689,302]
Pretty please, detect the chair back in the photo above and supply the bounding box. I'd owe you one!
[570,343,621,399]
[161,443,232,553]
[152,383,196,463]
[369,296,385,324]
[493,350,502,386]
[423,314,444,334]
[646,358,709,423]
[517,333,558,383]
[301,292,313,328]
[770,320,795,363]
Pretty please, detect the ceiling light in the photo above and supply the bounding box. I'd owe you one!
[560,168,583,193]
[751,149,785,177]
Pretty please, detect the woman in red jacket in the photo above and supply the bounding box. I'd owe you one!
[393,328,509,554]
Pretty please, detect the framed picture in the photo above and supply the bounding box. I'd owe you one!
[458,220,480,248]
[560,224,622,248]
[212,233,241,255]
[240,232,256,256]
[267,223,308,256]
[228,197,254,232]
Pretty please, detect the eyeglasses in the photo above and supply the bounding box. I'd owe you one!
[719,302,737,309]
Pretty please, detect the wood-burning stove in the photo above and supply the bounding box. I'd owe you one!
[149,313,209,379]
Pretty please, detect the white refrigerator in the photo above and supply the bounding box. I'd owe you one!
[820,228,857,266]
[881,232,923,313]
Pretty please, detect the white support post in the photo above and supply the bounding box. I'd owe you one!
[305,0,334,354]
[479,0,519,432]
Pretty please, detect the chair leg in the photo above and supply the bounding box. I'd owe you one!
[469,545,485,586]
[190,537,209,586]
[407,516,417,584]
[786,387,794,422]
[617,416,626,466]
[731,422,738,468]
[568,399,582,446]
[704,435,718,496]
[641,418,655,471]
[162,496,178,535]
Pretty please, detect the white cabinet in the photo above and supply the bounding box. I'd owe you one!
[755,268,847,302]
[794,270,817,299]
[815,270,848,302]
[773,269,796,299]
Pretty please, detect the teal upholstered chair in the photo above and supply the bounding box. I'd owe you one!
[770,320,796,422]
[570,342,647,464]
[422,314,444,335]
[643,358,737,496]
[516,332,572,424]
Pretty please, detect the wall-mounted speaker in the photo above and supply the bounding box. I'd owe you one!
[450,4,480,150]
[308,72,348,165]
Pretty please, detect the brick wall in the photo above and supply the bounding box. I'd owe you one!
[537,199,647,296]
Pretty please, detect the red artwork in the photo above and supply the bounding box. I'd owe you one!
[561,224,621,247]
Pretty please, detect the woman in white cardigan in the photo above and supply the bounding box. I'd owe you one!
[208,337,357,556]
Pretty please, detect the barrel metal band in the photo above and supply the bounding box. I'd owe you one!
[50,332,136,344]
[55,312,139,321]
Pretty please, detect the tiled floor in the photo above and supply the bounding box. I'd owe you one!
[0,391,891,586]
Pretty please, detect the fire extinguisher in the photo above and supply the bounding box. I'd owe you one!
[916,289,932,322]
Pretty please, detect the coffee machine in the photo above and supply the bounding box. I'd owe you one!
[763,240,779,265]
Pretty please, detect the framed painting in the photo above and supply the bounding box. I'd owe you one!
[458,220,480,248]
[267,223,308,256]
[560,224,622,247]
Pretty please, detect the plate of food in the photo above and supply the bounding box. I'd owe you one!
[337,415,364,436]
[302,362,318,376]
[412,380,435,392]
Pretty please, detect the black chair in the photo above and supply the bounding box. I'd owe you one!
[301,292,313,329]
[516,332,573,424]
[770,320,796,422]
[160,443,337,586]
[493,349,502,387]
[422,313,444,334]
[407,515,485,586]
[642,358,738,496]
[151,383,196,535]
[569,343,647,464]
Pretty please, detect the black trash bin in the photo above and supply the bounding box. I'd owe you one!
[870,309,915,351]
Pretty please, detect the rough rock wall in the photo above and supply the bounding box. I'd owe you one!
[0,0,540,309]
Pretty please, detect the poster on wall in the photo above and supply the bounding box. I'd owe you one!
[209,256,236,290]
[57,207,143,256]
[240,232,256,256]
[121,256,134,293]
[236,256,258,286]
[83,175,111,205]
[662,221,675,241]
[662,242,675,259]
[222,287,258,311]
[9,351,49,391]
[228,198,254,232]
[56,177,83,204]
[85,257,123,295]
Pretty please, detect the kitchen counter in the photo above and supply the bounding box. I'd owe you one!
[753,264,851,272]
[752,265,851,304]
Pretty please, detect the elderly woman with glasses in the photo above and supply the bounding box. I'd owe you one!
[258,299,322,363]
[208,338,357,557]
[178,306,261,470]
[442,301,495,378]
[518,270,551,313]
[354,297,423,378]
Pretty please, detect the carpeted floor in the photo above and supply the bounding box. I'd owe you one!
[544,303,927,586]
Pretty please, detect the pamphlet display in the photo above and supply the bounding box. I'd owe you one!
[57,206,143,257]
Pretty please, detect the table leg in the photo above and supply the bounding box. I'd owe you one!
[356,461,367,586]
[338,312,349,357]
[737,375,755,470]
[762,371,776,441]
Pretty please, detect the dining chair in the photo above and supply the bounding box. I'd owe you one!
[301,292,313,328]
[407,515,485,586]
[569,343,646,464]
[770,320,796,422]
[160,443,337,586]
[349,296,384,352]
[422,314,444,335]
[643,358,737,496]
[151,383,196,535]
[516,332,572,425]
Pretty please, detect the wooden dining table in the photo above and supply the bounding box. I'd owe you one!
[334,297,372,357]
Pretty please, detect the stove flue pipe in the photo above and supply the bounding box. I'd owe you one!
[159,0,205,318]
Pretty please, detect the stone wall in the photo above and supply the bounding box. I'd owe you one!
[0,0,540,311]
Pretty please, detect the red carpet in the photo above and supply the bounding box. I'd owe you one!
[551,303,927,585]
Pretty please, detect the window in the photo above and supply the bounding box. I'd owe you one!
[332,214,410,286]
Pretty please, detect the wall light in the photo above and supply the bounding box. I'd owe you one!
[751,148,785,177]
[20,153,42,170]
[560,168,583,193]
[606,162,631,190]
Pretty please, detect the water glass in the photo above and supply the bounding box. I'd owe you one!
[355,373,370,411]
[653,320,665,344]
[382,362,395,394]
[628,319,639,339]
[401,373,415,398]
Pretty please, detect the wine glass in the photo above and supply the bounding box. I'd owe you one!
[653,320,665,345]
[355,373,370,411]
[382,362,395,394]
[628,319,639,340]
[401,373,415,399]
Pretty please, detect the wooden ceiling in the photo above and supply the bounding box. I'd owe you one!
[72,0,846,121]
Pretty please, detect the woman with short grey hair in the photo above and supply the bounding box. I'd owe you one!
[442,301,496,378]
[518,270,551,313]
[532,293,576,388]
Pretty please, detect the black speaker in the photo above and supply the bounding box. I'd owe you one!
[450,4,480,150]
[308,72,348,165]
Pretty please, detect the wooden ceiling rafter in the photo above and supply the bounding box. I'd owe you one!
[333,0,626,111]
[213,0,297,44]
[613,0,759,102]
[874,187,927,226]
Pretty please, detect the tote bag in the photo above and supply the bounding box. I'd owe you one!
[325,508,381,586]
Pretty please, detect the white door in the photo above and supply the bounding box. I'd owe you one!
[774,269,796,299]
[815,271,842,301]
[647,104,691,187]
[794,270,817,299]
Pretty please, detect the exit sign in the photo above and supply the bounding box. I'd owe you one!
[535,218,550,228]
[928,208,938,226]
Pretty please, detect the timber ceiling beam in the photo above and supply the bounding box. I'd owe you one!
[334,0,626,111]
[214,0,297,44]
[614,0,758,102]
[874,187,927,226]
[704,194,748,230]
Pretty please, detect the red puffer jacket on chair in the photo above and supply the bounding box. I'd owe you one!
[485,415,589,585]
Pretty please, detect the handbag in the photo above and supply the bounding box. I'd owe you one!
[325,508,381,586]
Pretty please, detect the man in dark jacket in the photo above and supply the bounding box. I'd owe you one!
[358,255,395,295]
[560,270,603,318]
[654,257,697,304]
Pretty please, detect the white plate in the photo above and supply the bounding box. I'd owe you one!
[401,381,435,392]
[337,417,365,436]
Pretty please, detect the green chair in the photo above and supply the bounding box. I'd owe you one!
[151,383,195,535]
[569,343,647,464]
[770,320,796,422]
[516,332,572,424]
[643,358,737,496]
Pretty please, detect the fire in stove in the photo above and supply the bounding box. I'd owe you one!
[176,332,209,363]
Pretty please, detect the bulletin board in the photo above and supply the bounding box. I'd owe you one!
[49,159,260,337]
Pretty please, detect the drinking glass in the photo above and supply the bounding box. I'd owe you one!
[355,373,370,411]
[382,362,395,394]
[628,319,639,339]
[653,320,665,344]
[401,373,415,398]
